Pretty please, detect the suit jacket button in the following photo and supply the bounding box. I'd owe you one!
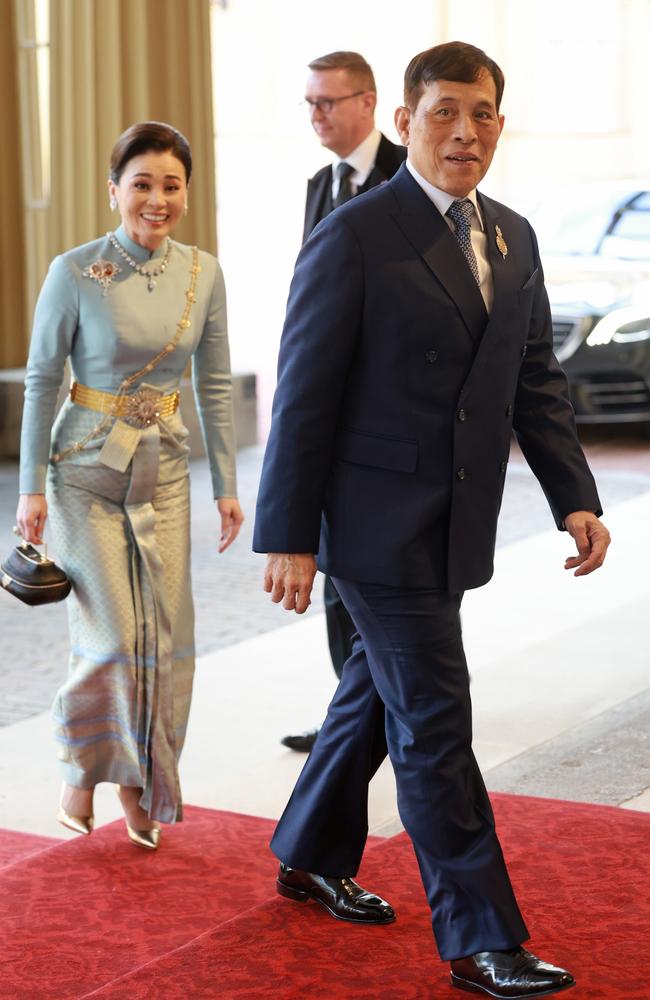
[520,345,527,357]
[425,350,438,364]
[500,460,507,473]
[457,408,466,421]
[456,468,466,480]
[506,404,513,416]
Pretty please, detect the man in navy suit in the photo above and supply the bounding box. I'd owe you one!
[282,50,406,753]
[254,41,610,998]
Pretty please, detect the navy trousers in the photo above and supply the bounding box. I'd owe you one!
[270,579,529,960]
[323,575,355,679]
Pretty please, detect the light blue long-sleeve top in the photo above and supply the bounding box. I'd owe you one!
[19,225,237,497]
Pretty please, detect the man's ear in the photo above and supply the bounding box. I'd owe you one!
[394,105,411,146]
[363,90,377,118]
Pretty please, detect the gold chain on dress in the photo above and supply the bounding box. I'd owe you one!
[53,247,201,463]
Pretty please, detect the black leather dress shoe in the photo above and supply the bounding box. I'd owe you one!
[276,863,396,924]
[280,729,319,752]
[450,947,575,998]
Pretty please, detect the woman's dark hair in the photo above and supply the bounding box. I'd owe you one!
[404,41,505,112]
[109,121,192,184]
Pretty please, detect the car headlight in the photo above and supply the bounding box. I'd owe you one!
[586,307,650,346]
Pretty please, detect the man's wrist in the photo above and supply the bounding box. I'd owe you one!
[269,552,316,558]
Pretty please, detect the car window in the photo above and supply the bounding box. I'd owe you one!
[533,199,624,256]
[629,192,650,211]
[531,187,650,259]
[600,204,650,260]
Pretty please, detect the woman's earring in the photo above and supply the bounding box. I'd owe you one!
[184,203,189,217]
[110,196,117,212]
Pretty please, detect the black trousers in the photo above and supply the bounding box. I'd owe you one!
[271,579,528,960]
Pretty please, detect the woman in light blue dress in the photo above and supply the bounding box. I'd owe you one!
[17,122,243,848]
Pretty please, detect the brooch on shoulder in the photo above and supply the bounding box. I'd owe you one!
[82,258,122,295]
[495,225,508,260]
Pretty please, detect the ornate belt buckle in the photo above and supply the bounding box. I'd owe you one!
[124,387,163,428]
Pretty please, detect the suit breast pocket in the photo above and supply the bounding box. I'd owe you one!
[518,268,538,305]
[336,429,418,473]
[516,268,539,333]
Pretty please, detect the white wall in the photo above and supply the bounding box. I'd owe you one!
[211,0,650,433]
[211,0,440,430]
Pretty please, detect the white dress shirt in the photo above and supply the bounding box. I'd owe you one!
[405,160,493,312]
[332,128,383,200]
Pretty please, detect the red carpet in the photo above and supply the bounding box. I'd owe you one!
[1,796,649,999]
[0,828,62,870]
[0,807,278,999]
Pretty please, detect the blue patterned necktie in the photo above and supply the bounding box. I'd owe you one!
[333,161,355,208]
[446,198,481,287]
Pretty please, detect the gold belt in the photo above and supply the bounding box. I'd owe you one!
[70,381,180,428]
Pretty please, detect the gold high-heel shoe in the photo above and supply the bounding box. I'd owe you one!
[57,785,94,836]
[125,823,161,850]
[57,807,94,836]
[116,786,161,851]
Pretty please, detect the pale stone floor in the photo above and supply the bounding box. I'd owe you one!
[0,428,649,838]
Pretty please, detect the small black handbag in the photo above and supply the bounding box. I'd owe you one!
[1,537,71,606]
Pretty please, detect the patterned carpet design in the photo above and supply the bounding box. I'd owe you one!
[1,796,648,999]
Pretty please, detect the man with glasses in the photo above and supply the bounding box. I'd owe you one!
[281,51,406,753]
[302,51,407,241]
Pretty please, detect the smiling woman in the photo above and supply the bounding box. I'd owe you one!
[108,154,187,251]
[107,123,192,252]
[16,120,244,851]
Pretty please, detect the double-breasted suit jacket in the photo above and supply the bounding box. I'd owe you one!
[302,133,407,242]
[254,163,601,593]
[302,133,407,676]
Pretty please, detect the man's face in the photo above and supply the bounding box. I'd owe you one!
[394,72,504,197]
[305,68,376,158]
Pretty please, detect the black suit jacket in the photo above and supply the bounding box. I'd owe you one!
[254,164,601,593]
[302,133,407,243]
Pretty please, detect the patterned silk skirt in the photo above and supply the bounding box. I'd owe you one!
[46,400,195,823]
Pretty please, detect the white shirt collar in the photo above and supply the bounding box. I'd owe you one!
[335,128,382,187]
[405,160,484,230]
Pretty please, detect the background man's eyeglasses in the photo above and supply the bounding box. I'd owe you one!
[303,91,366,114]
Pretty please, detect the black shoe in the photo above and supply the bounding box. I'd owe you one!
[280,728,319,752]
[276,863,396,924]
[450,947,575,998]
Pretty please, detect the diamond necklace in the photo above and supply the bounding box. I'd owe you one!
[107,232,172,291]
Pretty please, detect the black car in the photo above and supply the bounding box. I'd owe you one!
[533,182,650,428]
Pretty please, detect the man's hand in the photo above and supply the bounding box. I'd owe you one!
[216,497,244,553]
[564,511,611,576]
[264,553,317,614]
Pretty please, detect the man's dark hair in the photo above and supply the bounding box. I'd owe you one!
[403,41,504,112]
[308,51,376,93]
[109,121,192,184]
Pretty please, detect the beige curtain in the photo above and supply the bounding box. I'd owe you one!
[51,0,216,253]
[50,0,217,255]
[6,0,216,367]
[0,3,28,367]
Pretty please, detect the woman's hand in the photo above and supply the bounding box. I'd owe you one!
[215,497,244,553]
[16,494,48,545]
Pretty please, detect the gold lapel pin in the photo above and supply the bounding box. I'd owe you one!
[495,225,508,260]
